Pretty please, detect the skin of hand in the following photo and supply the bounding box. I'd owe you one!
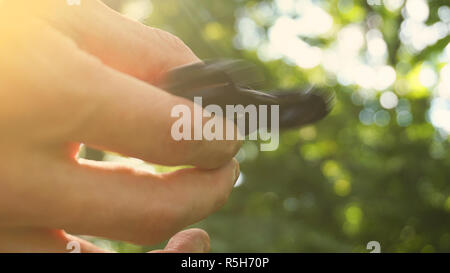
[0,0,241,252]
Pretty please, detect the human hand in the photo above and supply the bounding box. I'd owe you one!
[0,0,241,252]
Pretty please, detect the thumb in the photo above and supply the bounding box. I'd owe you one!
[150,229,211,253]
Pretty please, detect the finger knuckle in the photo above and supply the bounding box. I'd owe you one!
[150,28,188,52]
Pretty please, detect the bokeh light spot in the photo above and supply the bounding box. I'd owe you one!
[380,91,399,109]
[374,110,391,126]
[334,179,352,197]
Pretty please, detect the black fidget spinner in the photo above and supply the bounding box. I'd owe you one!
[159,60,334,132]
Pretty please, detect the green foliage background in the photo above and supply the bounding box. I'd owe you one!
[95,0,450,252]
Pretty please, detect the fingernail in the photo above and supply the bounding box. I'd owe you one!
[233,159,240,185]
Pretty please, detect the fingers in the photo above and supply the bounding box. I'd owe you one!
[39,0,200,84]
[4,18,240,168]
[0,227,107,253]
[19,158,239,246]
[4,2,241,168]
[59,40,241,168]
[73,55,241,168]
[151,228,210,253]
